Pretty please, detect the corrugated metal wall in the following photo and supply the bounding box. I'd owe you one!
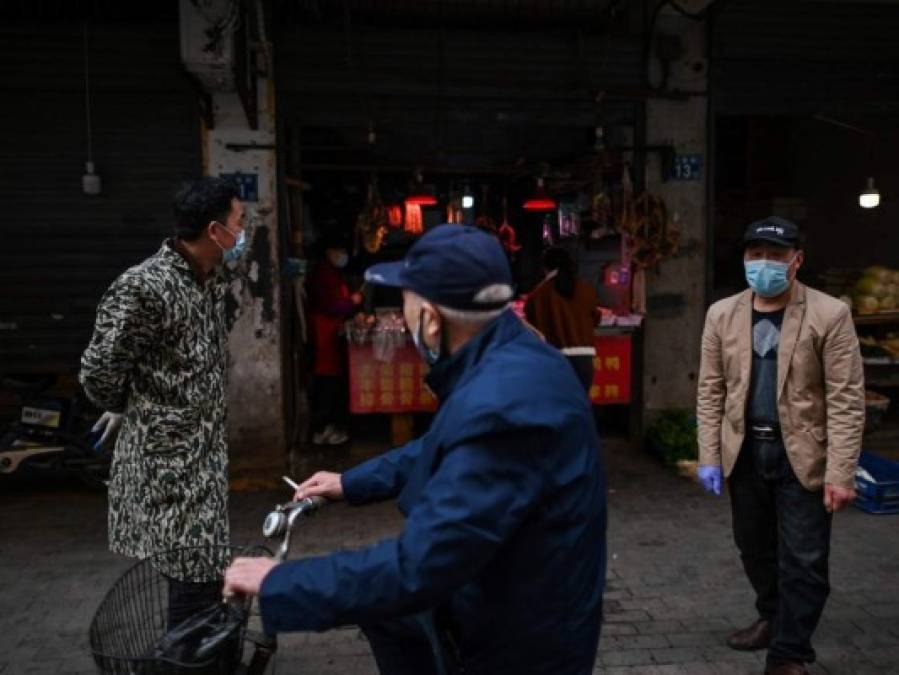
[276,23,645,168]
[712,0,899,114]
[0,22,201,374]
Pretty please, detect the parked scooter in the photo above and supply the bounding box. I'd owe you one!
[0,375,110,488]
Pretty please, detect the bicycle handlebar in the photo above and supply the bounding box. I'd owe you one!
[262,496,327,561]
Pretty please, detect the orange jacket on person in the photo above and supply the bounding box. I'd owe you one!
[525,272,600,354]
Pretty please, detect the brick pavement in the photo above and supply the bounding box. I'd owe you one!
[0,437,897,674]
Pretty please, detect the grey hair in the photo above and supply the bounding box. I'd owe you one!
[437,283,513,325]
[434,303,508,326]
[473,283,514,304]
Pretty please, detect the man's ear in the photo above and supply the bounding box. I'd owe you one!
[790,250,804,279]
[206,221,219,242]
[420,301,441,339]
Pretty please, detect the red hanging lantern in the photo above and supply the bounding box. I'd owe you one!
[406,170,438,207]
[523,177,557,212]
[405,194,438,207]
[404,202,424,234]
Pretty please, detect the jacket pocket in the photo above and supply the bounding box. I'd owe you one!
[138,403,203,513]
[141,403,201,456]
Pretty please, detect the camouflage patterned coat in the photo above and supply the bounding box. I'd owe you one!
[80,241,230,564]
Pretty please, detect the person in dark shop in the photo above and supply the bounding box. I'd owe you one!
[696,217,864,675]
[525,246,601,391]
[225,225,608,675]
[80,177,244,627]
[306,230,362,445]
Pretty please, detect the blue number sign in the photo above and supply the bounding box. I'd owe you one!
[669,154,703,182]
[220,172,259,202]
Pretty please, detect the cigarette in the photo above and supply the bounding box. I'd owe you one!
[282,476,300,491]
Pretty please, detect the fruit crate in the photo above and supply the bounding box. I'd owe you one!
[854,451,899,515]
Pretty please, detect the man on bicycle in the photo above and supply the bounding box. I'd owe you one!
[226,225,607,674]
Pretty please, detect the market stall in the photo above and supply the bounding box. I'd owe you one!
[837,266,899,462]
[286,141,689,447]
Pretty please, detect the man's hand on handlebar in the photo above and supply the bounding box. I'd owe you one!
[224,557,278,598]
[293,471,344,502]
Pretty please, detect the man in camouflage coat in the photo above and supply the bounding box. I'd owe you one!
[80,177,244,621]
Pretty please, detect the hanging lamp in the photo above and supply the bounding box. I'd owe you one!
[406,170,438,207]
[859,177,880,209]
[523,177,556,211]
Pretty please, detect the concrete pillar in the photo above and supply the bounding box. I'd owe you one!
[181,0,286,475]
[642,4,709,414]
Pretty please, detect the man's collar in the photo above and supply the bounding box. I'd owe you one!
[167,238,220,285]
[737,280,806,307]
[424,310,518,401]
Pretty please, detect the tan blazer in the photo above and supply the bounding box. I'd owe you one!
[697,282,865,490]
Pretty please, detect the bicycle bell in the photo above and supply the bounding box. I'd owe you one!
[263,509,288,539]
[263,496,325,538]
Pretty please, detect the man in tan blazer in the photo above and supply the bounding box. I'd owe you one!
[696,217,864,675]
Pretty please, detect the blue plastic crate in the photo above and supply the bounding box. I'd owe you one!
[854,451,899,515]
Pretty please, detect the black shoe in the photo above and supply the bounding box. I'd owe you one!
[726,618,771,651]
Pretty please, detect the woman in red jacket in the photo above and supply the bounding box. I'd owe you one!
[307,234,361,445]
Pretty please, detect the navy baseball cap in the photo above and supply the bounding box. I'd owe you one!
[742,216,801,248]
[364,224,514,311]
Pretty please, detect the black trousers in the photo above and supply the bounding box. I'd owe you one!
[311,374,348,435]
[729,436,832,666]
[360,612,460,675]
[166,577,222,630]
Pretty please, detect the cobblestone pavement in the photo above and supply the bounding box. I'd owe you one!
[1,437,897,675]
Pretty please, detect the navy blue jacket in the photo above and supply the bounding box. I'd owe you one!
[259,311,607,674]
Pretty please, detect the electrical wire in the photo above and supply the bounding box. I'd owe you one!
[83,20,93,165]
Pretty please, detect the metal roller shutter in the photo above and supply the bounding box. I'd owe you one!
[0,21,201,373]
[711,0,899,115]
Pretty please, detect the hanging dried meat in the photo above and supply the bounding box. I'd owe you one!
[497,196,521,254]
[622,192,681,269]
[355,178,389,254]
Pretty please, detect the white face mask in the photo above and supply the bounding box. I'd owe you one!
[329,250,349,269]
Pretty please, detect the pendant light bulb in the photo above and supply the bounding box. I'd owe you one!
[859,176,880,209]
[82,161,102,195]
[462,184,474,209]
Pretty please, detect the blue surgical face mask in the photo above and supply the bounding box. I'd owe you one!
[224,229,247,262]
[744,256,795,298]
[412,308,442,366]
[216,224,247,263]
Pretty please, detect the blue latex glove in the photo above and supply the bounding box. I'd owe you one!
[697,465,723,496]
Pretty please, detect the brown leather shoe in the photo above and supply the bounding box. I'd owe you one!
[726,618,771,651]
[766,662,808,675]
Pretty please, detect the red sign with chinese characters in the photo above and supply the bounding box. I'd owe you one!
[349,342,438,414]
[589,334,632,405]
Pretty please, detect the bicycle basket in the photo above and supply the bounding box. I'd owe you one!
[89,545,270,675]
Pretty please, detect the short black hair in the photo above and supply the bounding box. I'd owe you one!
[173,177,240,241]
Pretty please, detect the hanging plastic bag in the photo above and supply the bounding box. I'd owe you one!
[147,601,245,673]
